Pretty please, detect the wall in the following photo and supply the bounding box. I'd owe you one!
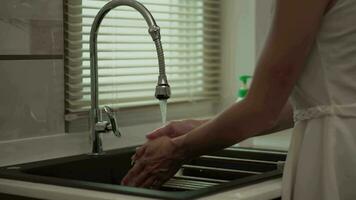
[0,0,65,141]
[219,0,275,109]
[255,0,275,59]
[219,0,256,110]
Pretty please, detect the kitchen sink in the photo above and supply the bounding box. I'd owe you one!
[0,146,287,200]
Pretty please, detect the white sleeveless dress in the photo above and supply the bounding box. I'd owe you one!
[282,0,356,199]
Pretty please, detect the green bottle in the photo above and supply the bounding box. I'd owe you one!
[237,75,252,101]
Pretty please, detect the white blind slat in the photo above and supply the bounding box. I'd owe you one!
[68,76,220,87]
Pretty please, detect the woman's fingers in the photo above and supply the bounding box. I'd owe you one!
[146,127,168,140]
[122,136,185,188]
[146,122,176,140]
[146,120,204,141]
[129,164,156,186]
[140,175,157,188]
[139,168,169,188]
[121,159,145,185]
[123,161,165,187]
[135,146,146,157]
[131,146,146,164]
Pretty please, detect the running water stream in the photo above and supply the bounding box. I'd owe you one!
[159,99,167,124]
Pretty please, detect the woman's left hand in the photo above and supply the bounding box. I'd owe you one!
[121,136,186,188]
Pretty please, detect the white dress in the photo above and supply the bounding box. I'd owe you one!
[282,0,356,199]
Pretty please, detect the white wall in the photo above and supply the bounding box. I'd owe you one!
[219,0,275,109]
[219,0,256,110]
[255,0,275,59]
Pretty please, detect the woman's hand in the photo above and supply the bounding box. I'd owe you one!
[121,136,187,188]
[126,119,205,176]
[146,119,208,140]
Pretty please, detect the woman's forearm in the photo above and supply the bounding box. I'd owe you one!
[173,99,282,158]
[173,101,293,158]
[256,101,294,136]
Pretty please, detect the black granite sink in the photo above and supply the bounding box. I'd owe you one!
[0,146,287,200]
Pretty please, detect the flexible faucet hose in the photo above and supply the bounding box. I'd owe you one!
[154,39,166,76]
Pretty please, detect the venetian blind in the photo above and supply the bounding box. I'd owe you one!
[64,0,221,118]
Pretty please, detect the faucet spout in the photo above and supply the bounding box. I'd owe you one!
[89,0,171,154]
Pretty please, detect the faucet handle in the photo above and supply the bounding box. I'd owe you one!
[103,106,121,137]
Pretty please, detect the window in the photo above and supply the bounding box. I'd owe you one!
[64,0,221,125]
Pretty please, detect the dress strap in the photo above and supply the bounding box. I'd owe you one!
[294,103,356,122]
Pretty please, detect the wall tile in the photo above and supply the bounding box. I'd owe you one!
[0,60,65,141]
[0,19,31,55]
[29,19,63,54]
[0,0,63,55]
[0,0,62,20]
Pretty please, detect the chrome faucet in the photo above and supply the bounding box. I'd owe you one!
[89,0,171,154]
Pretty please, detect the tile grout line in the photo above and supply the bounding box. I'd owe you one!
[0,55,64,60]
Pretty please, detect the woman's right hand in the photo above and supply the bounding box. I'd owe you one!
[146,119,209,140]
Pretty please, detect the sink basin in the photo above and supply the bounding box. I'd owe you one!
[0,146,286,200]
